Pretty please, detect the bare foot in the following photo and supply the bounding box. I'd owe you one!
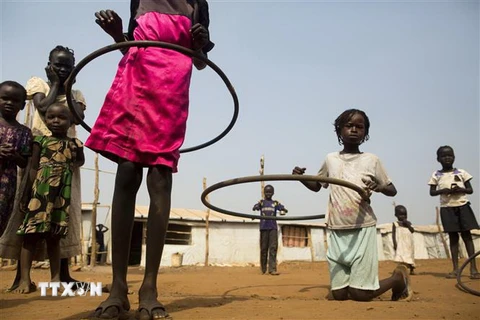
[391,265,413,301]
[12,281,36,294]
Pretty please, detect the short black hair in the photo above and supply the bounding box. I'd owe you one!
[264,184,274,191]
[49,45,75,64]
[394,205,407,216]
[0,80,27,101]
[436,145,453,157]
[334,109,370,145]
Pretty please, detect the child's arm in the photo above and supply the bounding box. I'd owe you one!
[252,202,261,211]
[9,150,29,169]
[292,166,322,192]
[32,67,61,114]
[429,184,451,197]
[450,180,473,195]
[402,220,415,233]
[392,223,397,251]
[73,142,85,169]
[20,143,41,211]
[71,101,86,124]
[191,23,210,70]
[362,177,397,197]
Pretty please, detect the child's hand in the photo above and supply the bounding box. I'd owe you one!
[292,167,306,175]
[0,144,14,159]
[45,65,60,84]
[362,177,383,192]
[95,10,124,41]
[190,23,209,51]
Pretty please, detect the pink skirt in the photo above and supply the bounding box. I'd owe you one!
[85,12,193,172]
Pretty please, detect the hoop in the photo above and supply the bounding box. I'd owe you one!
[64,40,239,154]
[201,174,370,221]
[456,250,480,296]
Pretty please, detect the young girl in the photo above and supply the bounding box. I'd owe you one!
[429,145,480,279]
[0,81,33,237]
[86,1,214,319]
[0,46,86,292]
[292,109,412,302]
[14,104,84,293]
[392,205,415,275]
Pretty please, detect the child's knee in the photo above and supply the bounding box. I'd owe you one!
[348,288,374,301]
[331,288,349,300]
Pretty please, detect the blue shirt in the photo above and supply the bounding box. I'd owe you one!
[254,199,286,230]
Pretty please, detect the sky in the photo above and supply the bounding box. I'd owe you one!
[1,0,479,227]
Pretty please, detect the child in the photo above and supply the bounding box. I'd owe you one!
[253,185,288,275]
[428,145,480,279]
[0,45,86,292]
[85,1,214,319]
[292,109,412,302]
[0,81,33,237]
[14,104,84,293]
[392,205,415,275]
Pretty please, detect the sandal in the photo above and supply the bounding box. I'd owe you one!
[446,271,458,279]
[136,300,171,320]
[391,265,413,302]
[93,297,130,320]
[470,272,480,280]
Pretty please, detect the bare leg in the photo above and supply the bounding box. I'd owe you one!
[14,234,41,294]
[448,232,460,276]
[137,165,172,320]
[46,235,61,282]
[460,231,479,276]
[332,265,411,302]
[94,160,143,318]
[6,261,22,292]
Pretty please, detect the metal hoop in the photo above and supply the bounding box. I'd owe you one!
[64,40,239,154]
[201,174,370,221]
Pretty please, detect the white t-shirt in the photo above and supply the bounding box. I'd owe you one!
[26,77,86,138]
[428,168,472,207]
[318,152,392,230]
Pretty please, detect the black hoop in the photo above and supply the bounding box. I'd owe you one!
[65,40,239,154]
[456,250,480,296]
[201,174,370,221]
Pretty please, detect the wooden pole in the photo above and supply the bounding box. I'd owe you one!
[259,155,265,198]
[436,206,450,259]
[203,177,210,266]
[90,153,100,267]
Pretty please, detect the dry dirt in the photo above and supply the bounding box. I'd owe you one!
[0,259,479,320]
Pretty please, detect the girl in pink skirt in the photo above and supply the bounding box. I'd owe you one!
[86,1,214,319]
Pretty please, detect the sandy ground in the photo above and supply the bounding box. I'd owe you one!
[0,259,479,320]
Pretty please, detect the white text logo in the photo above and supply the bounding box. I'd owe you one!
[38,282,102,297]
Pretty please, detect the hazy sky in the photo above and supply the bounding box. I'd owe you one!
[1,0,479,226]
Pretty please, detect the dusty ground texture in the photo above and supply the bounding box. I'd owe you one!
[0,259,479,320]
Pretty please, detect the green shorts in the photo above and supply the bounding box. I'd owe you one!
[327,226,379,291]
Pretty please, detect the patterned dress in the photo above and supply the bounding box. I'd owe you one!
[17,136,82,237]
[0,122,33,236]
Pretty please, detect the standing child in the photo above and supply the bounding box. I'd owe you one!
[292,108,412,302]
[392,205,415,275]
[428,145,480,279]
[0,45,87,292]
[85,1,214,319]
[14,104,84,293]
[253,185,288,275]
[0,81,33,237]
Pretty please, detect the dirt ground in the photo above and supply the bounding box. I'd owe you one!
[0,259,479,320]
